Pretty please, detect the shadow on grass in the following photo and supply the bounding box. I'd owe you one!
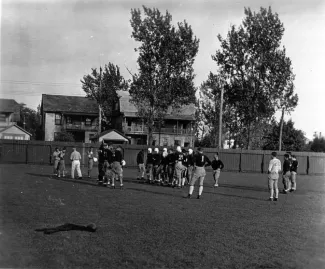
[35,223,97,234]
[219,183,268,193]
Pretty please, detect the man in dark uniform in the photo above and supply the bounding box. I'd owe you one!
[97,141,106,183]
[187,147,211,199]
[167,148,175,186]
[111,146,125,189]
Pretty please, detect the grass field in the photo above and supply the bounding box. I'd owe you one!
[0,164,324,269]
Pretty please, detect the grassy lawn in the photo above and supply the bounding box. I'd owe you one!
[0,164,324,269]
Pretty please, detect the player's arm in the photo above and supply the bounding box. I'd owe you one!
[204,155,212,167]
[220,160,224,170]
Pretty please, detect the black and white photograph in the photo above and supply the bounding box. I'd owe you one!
[0,0,324,268]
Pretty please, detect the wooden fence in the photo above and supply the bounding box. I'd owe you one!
[0,139,324,175]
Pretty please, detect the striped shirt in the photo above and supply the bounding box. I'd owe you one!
[268,158,281,173]
[70,151,81,161]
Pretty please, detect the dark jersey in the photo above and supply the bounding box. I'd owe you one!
[290,160,298,172]
[187,154,194,166]
[152,153,161,166]
[174,152,185,163]
[161,154,169,166]
[194,153,211,167]
[183,155,189,167]
[167,153,176,165]
[112,150,123,163]
[137,151,144,164]
[211,160,224,170]
[146,153,154,165]
[283,159,291,173]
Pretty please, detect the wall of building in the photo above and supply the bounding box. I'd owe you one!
[44,113,62,141]
[151,133,194,147]
[85,131,97,143]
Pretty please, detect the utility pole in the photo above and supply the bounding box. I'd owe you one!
[218,83,224,149]
[23,115,26,130]
[98,66,102,135]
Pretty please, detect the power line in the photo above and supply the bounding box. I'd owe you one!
[0,79,82,86]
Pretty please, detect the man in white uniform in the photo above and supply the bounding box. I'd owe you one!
[70,147,82,179]
[267,152,282,201]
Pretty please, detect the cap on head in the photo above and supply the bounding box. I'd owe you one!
[163,148,167,152]
[148,148,152,153]
[154,148,159,153]
[271,152,277,157]
[188,149,193,154]
[176,146,182,152]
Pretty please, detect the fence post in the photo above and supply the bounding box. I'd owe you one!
[261,153,265,174]
[307,156,309,175]
[49,144,52,165]
[239,152,242,172]
[25,143,28,164]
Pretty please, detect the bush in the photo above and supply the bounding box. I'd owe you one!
[54,132,75,142]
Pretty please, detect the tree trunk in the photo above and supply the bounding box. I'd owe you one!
[278,107,285,151]
[246,122,251,150]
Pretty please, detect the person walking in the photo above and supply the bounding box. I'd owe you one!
[211,153,224,187]
[186,148,195,185]
[70,146,82,179]
[267,152,282,201]
[110,147,125,189]
[136,149,145,181]
[187,148,211,199]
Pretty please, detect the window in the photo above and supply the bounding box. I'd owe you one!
[127,119,132,127]
[174,140,180,146]
[0,114,6,122]
[184,142,190,148]
[55,114,62,125]
[4,135,13,139]
[85,118,92,126]
[163,138,168,146]
[66,116,72,124]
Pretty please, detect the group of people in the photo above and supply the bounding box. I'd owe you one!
[53,143,300,201]
[136,146,224,199]
[267,151,299,201]
[52,146,83,179]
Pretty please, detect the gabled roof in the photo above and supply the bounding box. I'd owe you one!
[0,124,32,136]
[0,99,20,113]
[90,129,129,142]
[117,91,196,121]
[42,94,99,115]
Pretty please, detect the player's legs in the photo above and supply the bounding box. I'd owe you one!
[290,172,297,191]
[76,161,82,178]
[213,169,221,187]
[187,166,193,184]
[188,173,198,196]
[198,175,206,198]
[274,178,279,199]
[88,159,93,178]
[71,161,76,179]
[268,178,274,200]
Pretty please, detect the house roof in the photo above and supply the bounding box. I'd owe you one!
[42,94,99,115]
[0,99,20,113]
[90,129,129,142]
[117,91,196,121]
[0,124,32,136]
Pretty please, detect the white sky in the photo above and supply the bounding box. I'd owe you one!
[1,0,324,139]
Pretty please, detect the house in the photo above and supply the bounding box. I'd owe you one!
[89,129,129,144]
[111,91,196,147]
[0,124,32,140]
[0,98,21,127]
[41,94,99,142]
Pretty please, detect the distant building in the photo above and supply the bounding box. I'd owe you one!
[0,98,20,127]
[0,98,31,140]
[90,129,129,144]
[111,91,196,147]
[41,94,99,142]
[0,124,32,140]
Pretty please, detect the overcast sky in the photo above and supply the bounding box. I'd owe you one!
[1,0,324,139]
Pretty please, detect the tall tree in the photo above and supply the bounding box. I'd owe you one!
[212,7,297,149]
[129,6,199,145]
[17,104,42,140]
[81,63,128,131]
[309,133,325,152]
[263,119,306,151]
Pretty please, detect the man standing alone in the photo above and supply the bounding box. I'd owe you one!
[70,147,82,179]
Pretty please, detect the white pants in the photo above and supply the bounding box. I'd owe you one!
[71,160,82,178]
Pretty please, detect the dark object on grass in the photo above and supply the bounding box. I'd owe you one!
[35,223,97,234]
